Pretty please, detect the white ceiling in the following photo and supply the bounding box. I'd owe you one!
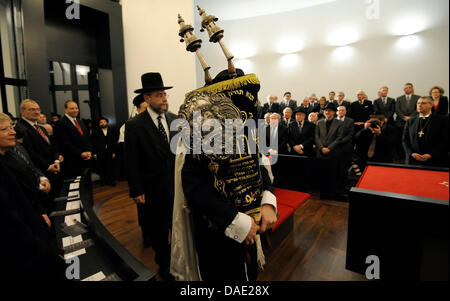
[195,0,337,21]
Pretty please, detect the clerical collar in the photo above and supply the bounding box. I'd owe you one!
[337,116,345,121]
[419,112,431,118]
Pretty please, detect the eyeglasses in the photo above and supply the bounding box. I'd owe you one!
[153,92,169,99]
[0,124,15,133]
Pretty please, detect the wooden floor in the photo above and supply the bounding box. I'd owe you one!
[93,181,366,281]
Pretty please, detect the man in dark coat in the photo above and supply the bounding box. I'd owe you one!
[92,117,118,186]
[315,103,344,199]
[354,115,396,169]
[125,72,178,280]
[402,96,448,167]
[288,108,316,157]
[336,105,354,198]
[349,90,374,133]
[54,100,93,179]
[373,86,396,124]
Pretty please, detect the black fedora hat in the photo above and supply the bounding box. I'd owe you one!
[324,102,337,111]
[294,107,308,115]
[132,94,145,108]
[134,72,173,94]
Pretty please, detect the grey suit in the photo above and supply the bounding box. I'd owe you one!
[395,94,420,128]
[374,97,396,123]
[315,118,344,158]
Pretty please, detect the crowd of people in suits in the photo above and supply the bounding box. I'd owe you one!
[259,84,449,199]
[1,99,120,279]
[0,80,448,280]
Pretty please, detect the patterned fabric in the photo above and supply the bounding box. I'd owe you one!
[157,115,169,143]
[35,124,50,144]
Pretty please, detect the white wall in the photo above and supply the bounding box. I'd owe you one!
[122,0,196,116]
[194,0,449,103]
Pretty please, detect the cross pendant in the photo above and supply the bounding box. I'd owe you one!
[418,130,424,138]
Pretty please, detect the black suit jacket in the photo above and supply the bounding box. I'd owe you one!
[432,96,449,116]
[333,100,351,112]
[355,124,396,163]
[402,113,448,166]
[280,100,297,113]
[338,117,354,153]
[0,160,66,280]
[263,102,281,115]
[349,100,374,123]
[299,104,315,115]
[373,97,396,123]
[265,124,289,154]
[18,119,58,174]
[1,148,45,215]
[125,110,177,203]
[55,115,93,177]
[91,126,118,156]
[288,120,315,156]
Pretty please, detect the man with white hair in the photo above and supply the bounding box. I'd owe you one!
[263,95,281,115]
[349,90,374,133]
[281,107,294,127]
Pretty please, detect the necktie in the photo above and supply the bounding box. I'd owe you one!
[157,115,169,143]
[383,98,387,105]
[12,147,40,180]
[298,122,302,134]
[367,135,376,158]
[35,124,50,144]
[74,119,83,136]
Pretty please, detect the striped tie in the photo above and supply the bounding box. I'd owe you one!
[35,124,50,144]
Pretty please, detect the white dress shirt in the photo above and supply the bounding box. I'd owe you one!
[224,190,277,243]
[147,107,170,139]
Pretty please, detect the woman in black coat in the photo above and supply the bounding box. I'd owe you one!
[430,86,449,116]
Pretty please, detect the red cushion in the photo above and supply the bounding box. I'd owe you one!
[272,203,295,231]
[274,188,310,210]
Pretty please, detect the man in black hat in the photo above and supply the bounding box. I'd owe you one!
[315,102,344,200]
[124,72,178,280]
[289,107,316,157]
[92,117,118,186]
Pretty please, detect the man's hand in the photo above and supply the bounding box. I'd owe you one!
[412,153,431,161]
[293,145,303,155]
[355,122,365,126]
[403,116,411,121]
[112,153,116,159]
[134,194,146,205]
[321,147,331,155]
[81,152,92,160]
[370,125,382,136]
[244,218,260,245]
[48,163,60,174]
[259,204,278,233]
[42,214,51,228]
[58,155,64,162]
[40,179,51,194]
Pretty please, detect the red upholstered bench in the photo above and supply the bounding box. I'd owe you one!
[265,188,310,254]
[272,188,310,230]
